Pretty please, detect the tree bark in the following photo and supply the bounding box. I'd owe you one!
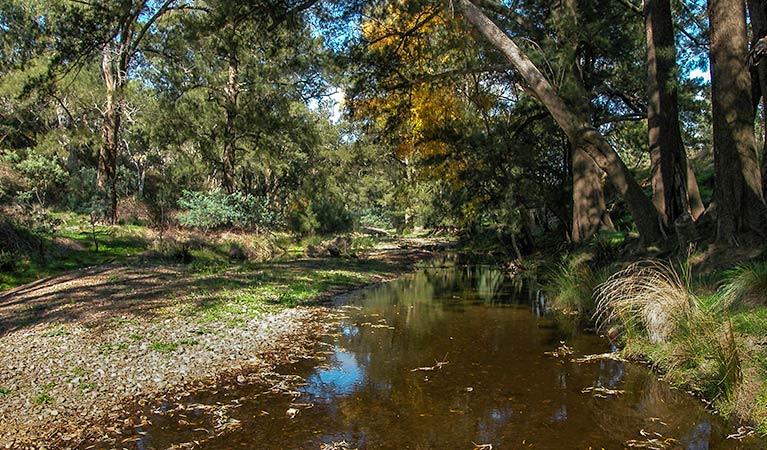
[572,145,615,242]
[99,44,124,224]
[645,0,703,222]
[554,0,615,243]
[746,0,767,198]
[223,55,239,193]
[709,0,767,242]
[459,0,664,244]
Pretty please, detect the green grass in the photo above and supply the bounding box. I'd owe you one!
[0,218,152,291]
[0,388,10,397]
[79,382,97,392]
[185,265,383,324]
[731,308,767,335]
[42,325,70,337]
[719,262,767,309]
[33,393,53,405]
[543,250,613,322]
[98,343,128,356]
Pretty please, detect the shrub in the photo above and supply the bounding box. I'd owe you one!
[0,250,20,272]
[312,200,355,234]
[15,153,67,206]
[285,200,318,237]
[177,189,277,230]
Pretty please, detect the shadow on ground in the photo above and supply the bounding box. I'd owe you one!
[0,246,436,336]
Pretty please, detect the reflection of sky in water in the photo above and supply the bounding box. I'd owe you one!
[341,324,359,337]
[551,405,568,423]
[595,360,625,388]
[303,347,365,399]
[680,421,712,450]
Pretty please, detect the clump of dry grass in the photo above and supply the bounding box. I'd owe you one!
[594,260,696,344]
[594,260,742,401]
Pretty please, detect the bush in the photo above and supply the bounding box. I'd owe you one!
[177,189,277,230]
[312,200,354,234]
[285,200,319,237]
[0,250,20,272]
[15,153,67,205]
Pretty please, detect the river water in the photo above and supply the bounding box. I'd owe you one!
[129,257,761,449]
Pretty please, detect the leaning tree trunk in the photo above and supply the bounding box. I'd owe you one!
[645,0,704,223]
[459,0,664,244]
[709,0,767,242]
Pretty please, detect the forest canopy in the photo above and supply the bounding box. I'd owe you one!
[0,0,764,248]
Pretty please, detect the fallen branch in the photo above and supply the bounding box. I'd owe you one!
[572,352,627,363]
[411,354,449,372]
[581,386,625,398]
[543,341,573,357]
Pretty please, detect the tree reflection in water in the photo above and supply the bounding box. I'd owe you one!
[135,259,763,450]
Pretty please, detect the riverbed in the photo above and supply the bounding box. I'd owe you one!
[117,257,762,449]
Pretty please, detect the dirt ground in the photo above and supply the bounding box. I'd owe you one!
[0,239,445,448]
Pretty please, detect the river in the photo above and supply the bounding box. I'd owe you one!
[127,256,761,449]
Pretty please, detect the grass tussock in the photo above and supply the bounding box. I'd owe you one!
[544,256,610,320]
[718,261,767,310]
[595,261,696,344]
[595,260,742,402]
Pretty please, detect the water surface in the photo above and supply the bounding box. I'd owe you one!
[130,259,761,449]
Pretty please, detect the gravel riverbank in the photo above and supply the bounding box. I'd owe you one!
[0,240,444,448]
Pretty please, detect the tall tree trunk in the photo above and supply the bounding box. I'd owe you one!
[99,44,122,224]
[223,56,239,193]
[572,145,614,242]
[555,0,615,243]
[709,0,767,242]
[459,0,664,244]
[645,0,704,223]
[746,0,767,198]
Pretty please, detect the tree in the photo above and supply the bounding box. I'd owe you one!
[459,0,666,245]
[551,0,615,242]
[148,0,328,203]
[709,0,767,242]
[746,0,767,196]
[644,0,704,224]
[50,0,181,223]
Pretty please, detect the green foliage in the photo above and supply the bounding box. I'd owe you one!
[544,256,609,320]
[311,200,355,234]
[0,249,20,272]
[33,393,53,405]
[285,200,319,237]
[150,341,179,353]
[14,153,67,205]
[177,189,277,231]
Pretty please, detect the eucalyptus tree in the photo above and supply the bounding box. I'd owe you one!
[709,0,767,242]
[644,0,704,224]
[458,0,666,244]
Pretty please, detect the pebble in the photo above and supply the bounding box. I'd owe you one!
[0,293,338,447]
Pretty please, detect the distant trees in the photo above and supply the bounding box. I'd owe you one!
[2,0,767,246]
